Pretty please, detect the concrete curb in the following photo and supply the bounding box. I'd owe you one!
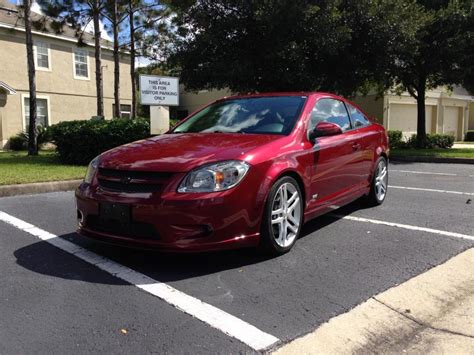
[390,155,474,164]
[273,248,474,354]
[0,179,82,198]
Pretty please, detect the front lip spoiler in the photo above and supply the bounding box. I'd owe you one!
[77,228,260,254]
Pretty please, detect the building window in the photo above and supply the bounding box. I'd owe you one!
[74,48,89,78]
[112,104,132,118]
[24,98,49,130]
[35,42,50,70]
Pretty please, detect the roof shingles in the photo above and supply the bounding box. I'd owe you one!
[0,0,113,48]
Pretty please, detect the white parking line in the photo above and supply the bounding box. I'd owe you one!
[390,170,457,176]
[390,185,474,196]
[0,211,279,351]
[331,214,474,242]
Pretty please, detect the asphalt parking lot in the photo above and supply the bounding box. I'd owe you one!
[0,162,473,353]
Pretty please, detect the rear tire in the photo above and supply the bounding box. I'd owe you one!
[259,176,303,255]
[366,156,388,206]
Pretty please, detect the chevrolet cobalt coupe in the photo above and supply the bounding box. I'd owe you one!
[76,93,389,254]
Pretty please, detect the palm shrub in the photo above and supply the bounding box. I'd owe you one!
[18,125,52,149]
[9,125,51,151]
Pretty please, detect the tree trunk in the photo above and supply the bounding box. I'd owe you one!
[93,1,104,118]
[113,0,121,118]
[416,79,426,148]
[24,0,37,156]
[129,3,137,119]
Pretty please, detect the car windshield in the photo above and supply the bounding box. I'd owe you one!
[172,96,307,135]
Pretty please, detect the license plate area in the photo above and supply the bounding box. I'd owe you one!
[99,202,131,224]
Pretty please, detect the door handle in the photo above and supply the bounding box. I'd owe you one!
[352,143,361,151]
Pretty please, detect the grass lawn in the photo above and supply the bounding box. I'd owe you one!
[0,151,86,185]
[391,148,474,159]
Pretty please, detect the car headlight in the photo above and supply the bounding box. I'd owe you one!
[84,156,100,184]
[178,160,250,193]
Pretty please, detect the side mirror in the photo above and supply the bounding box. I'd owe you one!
[309,121,343,140]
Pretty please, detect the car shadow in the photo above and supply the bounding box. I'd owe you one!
[14,198,371,285]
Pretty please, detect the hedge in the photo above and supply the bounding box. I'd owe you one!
[406,133,454,149]
[387,130,403,149]
[465,130,474,142]
[388,130,455,149]
[49,118,150,165]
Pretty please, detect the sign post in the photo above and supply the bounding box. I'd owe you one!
[139,75,179,134]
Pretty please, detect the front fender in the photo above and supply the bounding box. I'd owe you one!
[255,155,308,212]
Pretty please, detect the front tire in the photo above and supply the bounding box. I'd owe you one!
[366,156,388,206]
[259,176,303,255]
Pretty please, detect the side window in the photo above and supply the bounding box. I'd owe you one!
[346,103,370,128]
[308,98,351,134]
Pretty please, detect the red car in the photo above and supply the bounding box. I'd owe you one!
[76,92,389,254]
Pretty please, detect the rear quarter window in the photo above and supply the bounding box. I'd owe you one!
[346,103,371,128]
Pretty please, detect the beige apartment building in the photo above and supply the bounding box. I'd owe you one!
[0,0,132,148]
[351,87,474,140]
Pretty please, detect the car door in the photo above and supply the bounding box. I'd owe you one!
[307,98,359,207]
[345,102,377,187]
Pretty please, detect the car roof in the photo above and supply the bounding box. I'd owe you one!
[216,91,343,101]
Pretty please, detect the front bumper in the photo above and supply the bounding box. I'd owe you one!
[75,172,266,252]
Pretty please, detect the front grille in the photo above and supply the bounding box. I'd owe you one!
[97,168,174,193]
[86,215,159,240]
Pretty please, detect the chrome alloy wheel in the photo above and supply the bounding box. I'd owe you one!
[271,182,302,248]
[375,159,388,201]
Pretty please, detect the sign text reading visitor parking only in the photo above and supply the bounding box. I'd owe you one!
[140,75,179,106]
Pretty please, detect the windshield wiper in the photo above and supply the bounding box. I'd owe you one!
[211,130,246,134]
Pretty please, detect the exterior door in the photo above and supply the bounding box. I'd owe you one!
[307,98,358,206]
[345,102,377,188]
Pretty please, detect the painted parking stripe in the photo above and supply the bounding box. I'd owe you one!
[390,185,474,196]
[0,211,279,351]
[390,170,458,176]
[330,214,474,242]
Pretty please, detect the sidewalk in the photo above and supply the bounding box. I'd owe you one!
[453,143,474,149]
[273,248,474,354]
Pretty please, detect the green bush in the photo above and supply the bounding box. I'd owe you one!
[49,118,150,165]
[431,134,455,148]
[387,130,404,148]
[465,130,474,142]
[8,135,27,151]
[406,133,455,149]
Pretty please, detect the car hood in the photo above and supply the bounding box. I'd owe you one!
[99,133,281,172]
